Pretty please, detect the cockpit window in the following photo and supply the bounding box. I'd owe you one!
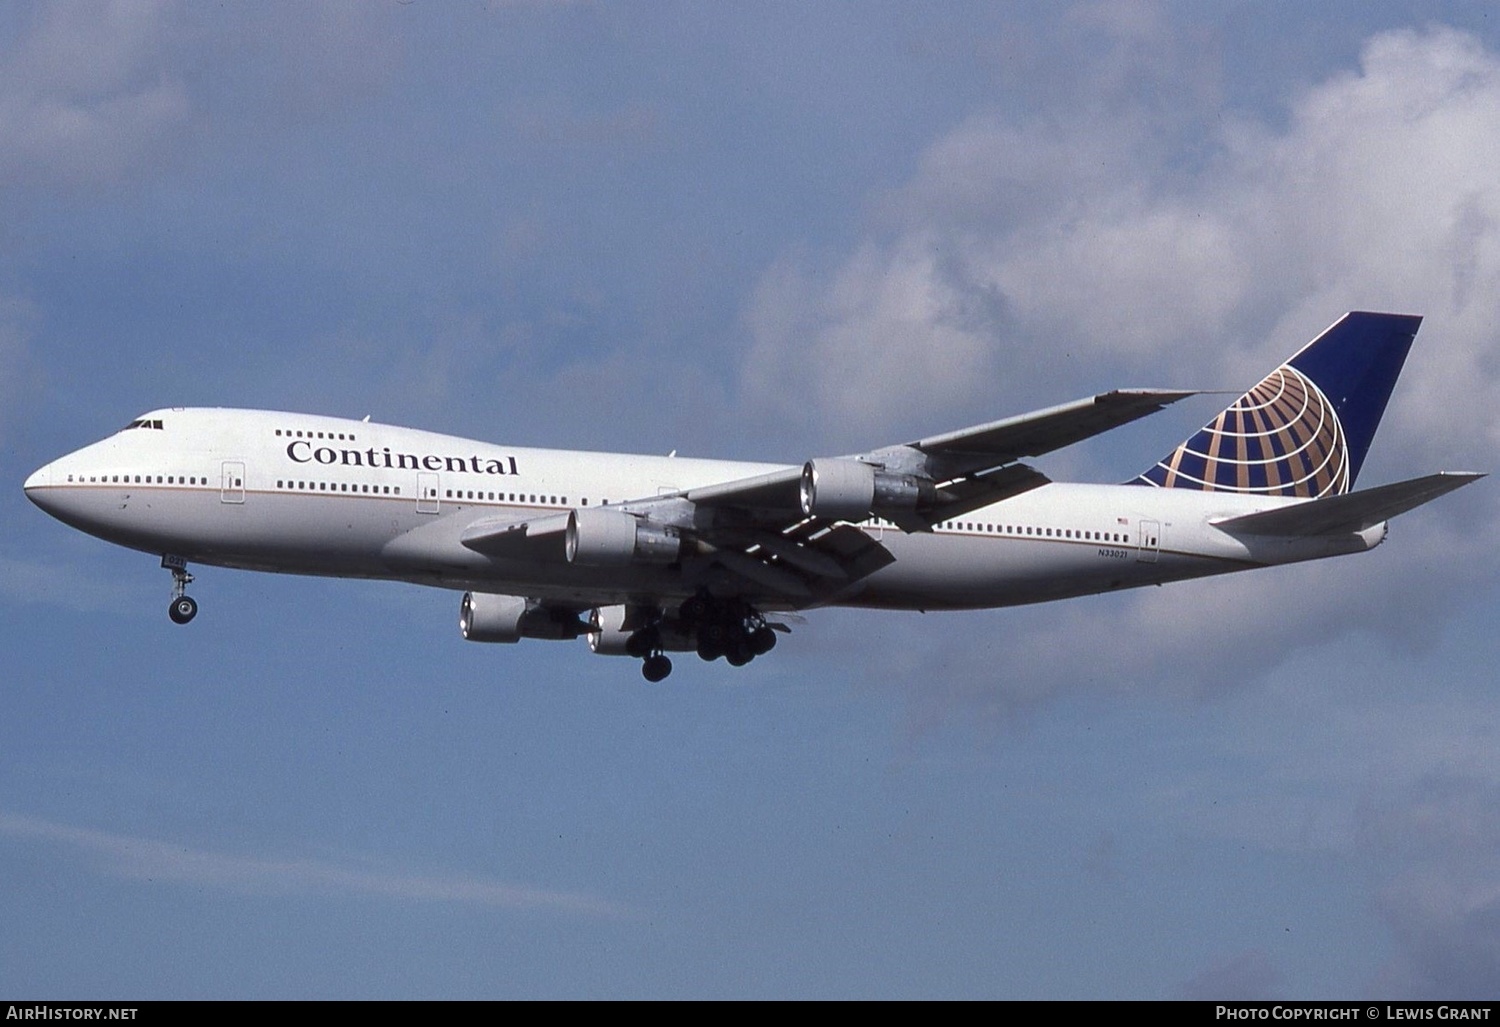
[121,419,165,431]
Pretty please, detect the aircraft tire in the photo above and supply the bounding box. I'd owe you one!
[169,595,198,625]
[750,626,777,655]
[642,654,672,682]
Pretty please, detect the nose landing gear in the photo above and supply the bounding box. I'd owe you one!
[169,594,198,624]
[162,555,197,624]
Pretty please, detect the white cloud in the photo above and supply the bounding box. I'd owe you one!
[742,25,1500,475]
[741,25,1500,719]
[847,490,1499,741]
[741,240,1002,442]
[0,811,632,918]
[0,1,192,187]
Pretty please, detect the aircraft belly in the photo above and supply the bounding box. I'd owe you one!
[23,485,234,560]
[36,486,403,576]
[847,533,1200,610]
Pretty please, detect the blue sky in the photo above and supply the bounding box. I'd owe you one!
[4,1,1500,999]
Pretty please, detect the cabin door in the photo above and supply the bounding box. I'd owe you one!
[221,461,246,504]
[1136,519,1161,563]
[417,471,440,514]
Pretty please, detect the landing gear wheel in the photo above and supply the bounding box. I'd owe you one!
[642,654,673,682]
[163,556,196,625]
[749,626,777,655]
[169,595,198,624]
[625,627,659,658]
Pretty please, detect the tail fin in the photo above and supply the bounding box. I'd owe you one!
[1133,312,1421,497]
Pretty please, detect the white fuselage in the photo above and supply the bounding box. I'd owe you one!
[23,408,1384,614]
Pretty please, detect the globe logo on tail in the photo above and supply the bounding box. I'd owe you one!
[1137,364,1350,497]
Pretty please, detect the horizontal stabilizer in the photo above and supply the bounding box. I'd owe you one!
[1212,472,1484,536]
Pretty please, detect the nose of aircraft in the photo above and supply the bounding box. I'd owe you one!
[24,462,53,509]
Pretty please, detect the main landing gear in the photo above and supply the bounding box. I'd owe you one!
[618,593,779,680]
[162,555,197,625]
[681,594,777,667]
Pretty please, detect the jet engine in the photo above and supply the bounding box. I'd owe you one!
[587,604,637,655]
[587,604,695,656]
[460,592,584,643]
[799,459,933,521]
[566,507,682,567]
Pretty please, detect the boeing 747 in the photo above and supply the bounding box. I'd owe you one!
[24,312,1482,680]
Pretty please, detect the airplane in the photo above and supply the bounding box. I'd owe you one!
[23,311,1483,681]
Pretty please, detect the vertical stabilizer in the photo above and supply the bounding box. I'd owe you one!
[1133,312,1420,496]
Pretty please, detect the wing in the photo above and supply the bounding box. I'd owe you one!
[460,387,1198,606]
[682,387,1197,518]
[903,388,1200,470]
[460,511,571,559]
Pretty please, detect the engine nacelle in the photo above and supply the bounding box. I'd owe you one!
[566,507,682,567]
[460,592,583,643]
[588,605,696,655]
[799,459,931,521]
[588,604,636,655]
